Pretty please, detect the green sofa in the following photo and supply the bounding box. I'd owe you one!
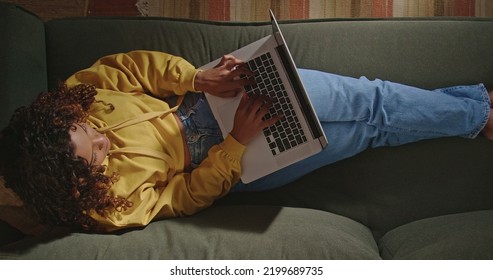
[1,2,492,260]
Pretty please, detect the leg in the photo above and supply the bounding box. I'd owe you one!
[233,70,491,192]
[299,69,490,142]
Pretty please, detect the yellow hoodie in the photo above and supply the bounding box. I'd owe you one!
[66,51,245,231]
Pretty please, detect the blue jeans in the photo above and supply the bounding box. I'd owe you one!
[178,69,491,191]
[174,94,223,169]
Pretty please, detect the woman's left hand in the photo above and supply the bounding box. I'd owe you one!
[230,93,283,145]
[194,55,255,98]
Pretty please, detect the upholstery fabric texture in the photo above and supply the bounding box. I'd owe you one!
[1,2,492,259]
[379,210,493,259]
[0,206,381,260]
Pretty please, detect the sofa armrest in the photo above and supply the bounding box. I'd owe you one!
[0,3,47,128]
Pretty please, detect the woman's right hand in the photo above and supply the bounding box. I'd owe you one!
[230,93,283,145]
[194,55,255,98]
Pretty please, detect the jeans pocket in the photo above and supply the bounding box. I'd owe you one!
[179,94,223,168]
[189,130,223,168]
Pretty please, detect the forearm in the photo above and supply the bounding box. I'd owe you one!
[66,51,200,97]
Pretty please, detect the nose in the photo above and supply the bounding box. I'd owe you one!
[92,132,106,150]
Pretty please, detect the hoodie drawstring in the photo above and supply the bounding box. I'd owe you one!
[95,95,185,178]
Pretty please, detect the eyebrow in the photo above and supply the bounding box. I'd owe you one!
[75,123,95,166]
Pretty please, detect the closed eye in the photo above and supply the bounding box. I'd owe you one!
[76,123,95,166]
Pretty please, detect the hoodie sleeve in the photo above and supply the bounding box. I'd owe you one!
[66,50,200,97]
[161,134,246,217]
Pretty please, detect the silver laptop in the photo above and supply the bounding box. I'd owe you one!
[201,10,328,183]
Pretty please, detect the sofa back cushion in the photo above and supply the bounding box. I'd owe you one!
[45,17,493,89]
[45,18,272,88]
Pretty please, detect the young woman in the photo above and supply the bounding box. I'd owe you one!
[1,50,491,232]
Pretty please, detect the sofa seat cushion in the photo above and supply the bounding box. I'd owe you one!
[0,205,380,259]
[378,210,493,259]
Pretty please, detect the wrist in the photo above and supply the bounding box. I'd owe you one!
[193,70,205,92]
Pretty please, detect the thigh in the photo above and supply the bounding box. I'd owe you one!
[298,69,379,123]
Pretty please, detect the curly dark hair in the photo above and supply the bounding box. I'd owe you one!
[0,84,132,231]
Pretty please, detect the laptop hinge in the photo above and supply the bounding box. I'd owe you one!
[275,45,324,140]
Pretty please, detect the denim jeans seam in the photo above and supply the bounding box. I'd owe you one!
[466,83,490,139]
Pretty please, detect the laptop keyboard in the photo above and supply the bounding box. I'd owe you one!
[242,52,308,156]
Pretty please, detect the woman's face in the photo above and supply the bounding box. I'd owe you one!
[69,123,110,166]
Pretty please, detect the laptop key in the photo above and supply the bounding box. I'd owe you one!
[241,52,308,156]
